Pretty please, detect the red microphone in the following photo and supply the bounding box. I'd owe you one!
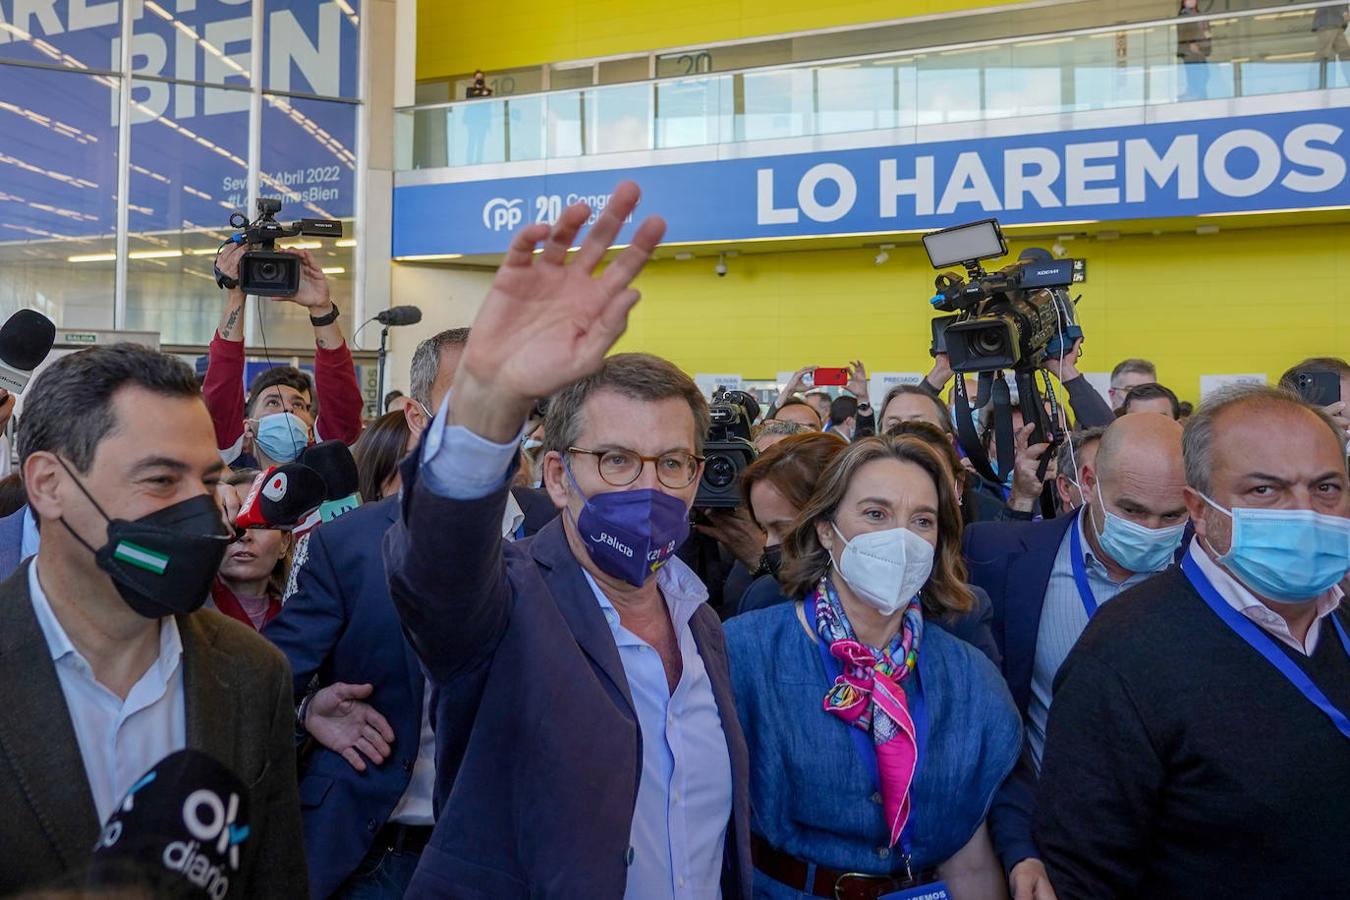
[234,464,327,531]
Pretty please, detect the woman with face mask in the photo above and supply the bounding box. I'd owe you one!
[724,435,1021,899]
[211,469,293,630]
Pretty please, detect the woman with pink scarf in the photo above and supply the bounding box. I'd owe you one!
[725,435,1021,899]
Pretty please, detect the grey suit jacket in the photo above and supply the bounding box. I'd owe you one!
[0,559,307,897]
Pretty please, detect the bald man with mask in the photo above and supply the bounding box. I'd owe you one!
[1035,385,1350,898]
[964,414,1189,899]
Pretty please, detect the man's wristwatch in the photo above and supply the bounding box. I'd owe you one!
[309,304,340,327]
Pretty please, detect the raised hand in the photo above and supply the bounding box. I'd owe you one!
[773,365,818,409]
[1008,422,1056,513]
[1041,337,1083,383]
[452,181,667,442]
[846,360,869,401]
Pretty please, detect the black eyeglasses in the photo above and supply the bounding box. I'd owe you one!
[567,446,704,488]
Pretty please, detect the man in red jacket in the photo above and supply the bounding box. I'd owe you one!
[204,244,365,469]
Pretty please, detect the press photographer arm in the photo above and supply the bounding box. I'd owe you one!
[1040,337,1113,428]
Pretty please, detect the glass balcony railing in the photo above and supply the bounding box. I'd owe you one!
[397,1,1350,171]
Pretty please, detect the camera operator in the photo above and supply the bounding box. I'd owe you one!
[206,243,364,469]
[922,346,1111,432]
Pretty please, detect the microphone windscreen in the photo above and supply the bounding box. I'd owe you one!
[297,440,360,501]
[0,309,57,393]
[235,464,327,531]
[375,305,423,327]
[89,749,252,898]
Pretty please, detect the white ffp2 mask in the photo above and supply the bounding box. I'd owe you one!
[830,524,935,615]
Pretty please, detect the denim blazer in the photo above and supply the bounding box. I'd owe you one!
[724,601,1021,882]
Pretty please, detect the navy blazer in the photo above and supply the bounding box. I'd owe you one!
[962,513,1077,876]
[384,450,753,899]
[264,488,556,898]
[0,506,26,583]
[264,497,420,899]
[962,513,1077,716]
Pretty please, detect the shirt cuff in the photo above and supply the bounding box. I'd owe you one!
[419,392,518,500]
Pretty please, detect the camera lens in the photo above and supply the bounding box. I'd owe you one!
[257,261,279,281]
[974,329,1007,357]
[704,454,737,490]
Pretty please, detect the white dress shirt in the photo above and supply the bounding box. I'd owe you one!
[21,504,39,561]
[388,491,525,827]
[28,559,186,824]
[1189,542,1344,655]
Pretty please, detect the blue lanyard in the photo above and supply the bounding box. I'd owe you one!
[1068,508,1099,621]
[1181,553,1350,741]
[816,630,928,863]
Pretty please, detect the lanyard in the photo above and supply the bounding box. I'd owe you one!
[1181,553,1350,741]
[816,631,928,863]
[1068,508,1099,621]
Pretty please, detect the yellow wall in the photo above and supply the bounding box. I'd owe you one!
[417,0,1029,81]
[612,222,1350,402]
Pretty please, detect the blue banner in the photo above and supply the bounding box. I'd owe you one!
[393,107,1350,257]
[0,1,358,241]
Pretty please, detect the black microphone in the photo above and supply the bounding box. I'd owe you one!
[235,463,328,531]
[374,306,422,327]
[0,309,57,394]
[88,749,252,898]
[297,439,362,522]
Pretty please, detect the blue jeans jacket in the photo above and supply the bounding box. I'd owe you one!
[724,602,1021,897]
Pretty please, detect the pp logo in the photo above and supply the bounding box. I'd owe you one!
[262,472,288,501]
[482,197,524,232]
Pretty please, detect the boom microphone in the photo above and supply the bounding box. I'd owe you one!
[374,305,422,327]
[297,439,362,522]
[0,309,57,394]
[235,463,327,531]
[88,749,252,898]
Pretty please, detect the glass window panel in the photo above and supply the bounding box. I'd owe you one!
[257,93,357,347]
[505,94,544,161]
[547,91,584,157]
[133,0,254,89]
[263,0,360,99]
[448,99,508,166]
[914,57,983,126]
[550,63,594,91]
[124,81,250,345]
[0,64,120,330]
[737,69,814,142]
[0,0,121,71]
[655,75,728,149]
[815,62,901,135]
[587,83,650,155]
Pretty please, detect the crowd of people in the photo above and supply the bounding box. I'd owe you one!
[0,181,1347,900]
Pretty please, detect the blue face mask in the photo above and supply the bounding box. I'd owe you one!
[255,412,309,463]
[564,460,690,588]
[1093,481,1187,574]
[1200,493,1350,603]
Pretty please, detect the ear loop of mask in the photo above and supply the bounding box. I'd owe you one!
[52,456,112,557]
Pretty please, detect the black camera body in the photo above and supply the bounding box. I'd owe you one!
[221,198,343,297]
[926,220,1079,374]
[695,388,759,508]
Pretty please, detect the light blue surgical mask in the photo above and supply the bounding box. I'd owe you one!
[1092,481,1186,573]
[1200,493,1350,603]
[255,412,309,463]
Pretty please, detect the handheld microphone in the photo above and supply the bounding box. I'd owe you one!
[0,309,57,394]
[88,749,252,898]
[235,463,327,531]
[297,440,362,522]
[374,306,422,327]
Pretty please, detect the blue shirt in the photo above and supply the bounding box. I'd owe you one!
[421,398,732,899]
[21,505,39,561]
[1027,510,1150,769]
[724,602,1020,894]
